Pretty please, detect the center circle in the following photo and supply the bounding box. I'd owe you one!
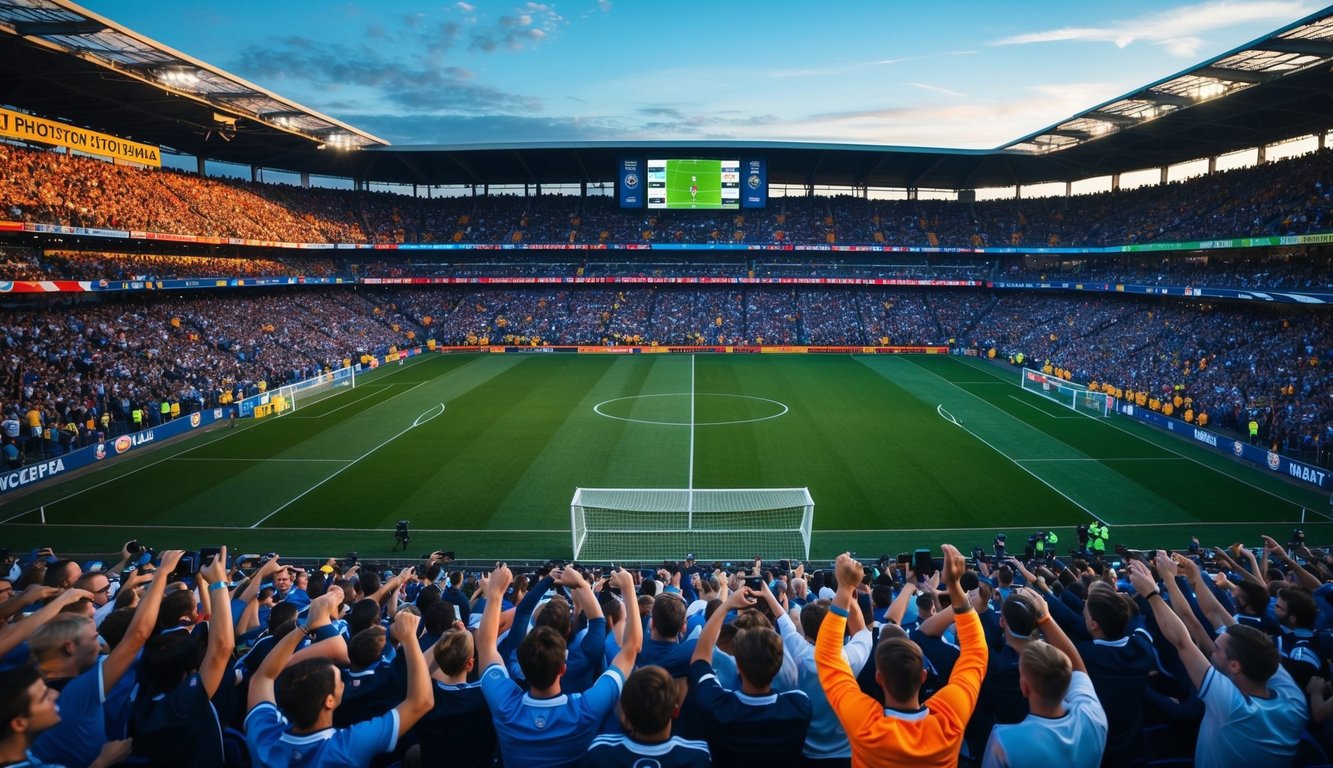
[593,393,789,426]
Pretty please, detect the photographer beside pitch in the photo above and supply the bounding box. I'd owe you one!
[816,544,987,768]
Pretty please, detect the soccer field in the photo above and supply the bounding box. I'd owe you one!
[1,353,1326,559]
[663,159,723,208]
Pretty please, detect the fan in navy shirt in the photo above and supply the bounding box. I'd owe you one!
[128,547,236,767]
[0,665,130,768]
[243,593,434,768]
[584,665,709,767]
[333,626,403,728]
[685,586,810,765]
[31,550,185,768]
[477,563,643,768]
[410,628,496,768]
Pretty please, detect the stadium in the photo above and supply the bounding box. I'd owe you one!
[0,2,1332,766]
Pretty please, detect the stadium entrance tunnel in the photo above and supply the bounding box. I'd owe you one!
[593,393,789,426]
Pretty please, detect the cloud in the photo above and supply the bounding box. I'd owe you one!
[769,58,913,79]
[991,1,1317,56]
[906,82,966,98]
[469,2,565,52]
[234,32,539,115]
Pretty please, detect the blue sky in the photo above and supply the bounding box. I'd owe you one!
[82,0,1324,148]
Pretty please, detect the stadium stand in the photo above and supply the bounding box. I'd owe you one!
[3,536,1332,767]
[4,4,1333,765]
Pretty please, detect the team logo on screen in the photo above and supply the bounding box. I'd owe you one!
[624,173,639,189]
[1267,451,1281,470]
[1233,440,1244,456]
[114,436,132,454]
[190,413,201,428]
[94,443,106,460]
[748,174,762,190]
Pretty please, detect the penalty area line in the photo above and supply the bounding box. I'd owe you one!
[249,403,446,529]
[934,400,1114,527]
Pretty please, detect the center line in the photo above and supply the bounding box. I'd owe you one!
[688,354,696,518]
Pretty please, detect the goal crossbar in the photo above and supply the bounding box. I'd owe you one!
[571,487,813,562]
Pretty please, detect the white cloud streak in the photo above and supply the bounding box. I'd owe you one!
[992,1,1318,57]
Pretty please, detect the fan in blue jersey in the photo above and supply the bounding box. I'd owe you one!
[584,665,710,767]
[477,563,642,768]
[243,591,434,768]
[0,665,130,768]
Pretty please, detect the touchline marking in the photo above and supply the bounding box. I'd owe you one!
[3,522,567,533]
[954,357,1310,512]
[914,361,1113,526]
[286,384,392,418]
[0,426,247,525]
[0,520,1301,534]
[932,399,1112,526]
[688,354,696,496]
[1016,457,1188,463]
[250,402,447,528]
[0,357,451,525]
[170,457,355,463]
[1007,395,1083,419]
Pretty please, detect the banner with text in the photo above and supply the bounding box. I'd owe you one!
[1118,403,1330,490]
[0,108,161,167]
[0,408,225,497]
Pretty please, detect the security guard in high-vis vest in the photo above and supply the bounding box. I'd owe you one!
[1248,418,1259,444]
[1088,521,1109,554]
[131,407,143,430]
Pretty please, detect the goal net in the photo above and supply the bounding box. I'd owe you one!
[238,364,358,418]
[570,488,813,562]
[274,365,357,414]
[1020,368,1112,417]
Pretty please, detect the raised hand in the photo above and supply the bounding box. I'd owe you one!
[156,550,185,576]
[1126,559,1158,597]
[487,563,512,600]
[941,544,966,589]
[834,553,862,590]
[200,545,228,585]
[391,611,421,644]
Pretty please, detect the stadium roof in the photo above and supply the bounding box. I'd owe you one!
[0,0,386,163]
[1,2,1332,190]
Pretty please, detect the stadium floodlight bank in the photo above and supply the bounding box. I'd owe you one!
[570,487,813,561]
[1020,368,1113,417]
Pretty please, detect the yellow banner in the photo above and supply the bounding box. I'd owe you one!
[0,108,161,167]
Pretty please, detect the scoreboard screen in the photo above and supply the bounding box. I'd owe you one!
[646,159,740,210]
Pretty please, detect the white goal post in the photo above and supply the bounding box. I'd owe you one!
[274,365,357,413]
[238,364,357,418]
[570,488,813,562]
[1020,367,1113,417]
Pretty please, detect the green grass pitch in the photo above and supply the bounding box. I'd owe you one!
[663,159,723,209]
[1,353,1326,560]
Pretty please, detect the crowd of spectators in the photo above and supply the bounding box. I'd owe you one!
[3,141,1332,249]
[0,289,419,459]
[966,292,1333,462]
[1003,251,1333,291]
[2,533,1330,767]
[0,251,337,282]
[0,283,1328,464]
